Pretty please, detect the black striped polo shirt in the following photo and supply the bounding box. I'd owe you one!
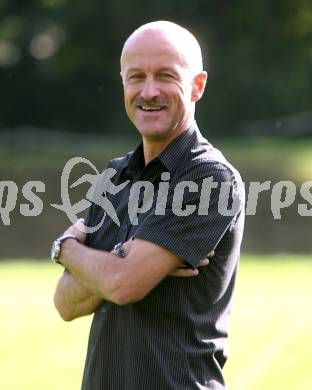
[82,123,245,390]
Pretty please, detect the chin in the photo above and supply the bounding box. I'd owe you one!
[135,121,172,138]
[137,127,171,140]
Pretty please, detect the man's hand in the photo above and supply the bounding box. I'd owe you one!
[62,218,87,244]
[169,251,214,277]
[169,256,211,277]
[121,239,213,278]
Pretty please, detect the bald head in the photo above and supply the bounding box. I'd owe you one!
[121,21,204,76]
[120,21,208,143]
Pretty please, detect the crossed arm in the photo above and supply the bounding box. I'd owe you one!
[54,219,210,321]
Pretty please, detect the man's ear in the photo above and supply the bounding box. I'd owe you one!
[191,71,208,102]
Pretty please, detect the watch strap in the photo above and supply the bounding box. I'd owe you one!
[51,235,79,263]
[57,235,79,244]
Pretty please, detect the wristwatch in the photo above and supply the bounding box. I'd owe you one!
[113,242,126,258]
[51,235,79,263]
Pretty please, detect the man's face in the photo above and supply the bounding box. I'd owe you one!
[121,32,197,140]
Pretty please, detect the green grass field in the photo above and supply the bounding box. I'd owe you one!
[0,256,311,390]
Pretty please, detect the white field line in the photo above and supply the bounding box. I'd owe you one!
[231,317,310,390]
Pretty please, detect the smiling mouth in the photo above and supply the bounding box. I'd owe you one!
[138,105,166,112]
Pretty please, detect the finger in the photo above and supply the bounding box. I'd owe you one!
[207,250,215,258]
[122,243,130,253]
[170,268,199,277]
[75,218,86,233]
[73,218,85,227]
[197,258,209,267]
[123,239,133,248]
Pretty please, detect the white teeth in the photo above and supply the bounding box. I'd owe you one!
[141,105,163,111]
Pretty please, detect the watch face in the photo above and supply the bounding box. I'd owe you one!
[113,242,126,258]
[51,240,61,262]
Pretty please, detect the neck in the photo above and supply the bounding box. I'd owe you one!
[142,122,192,165]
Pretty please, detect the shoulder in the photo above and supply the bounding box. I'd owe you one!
[171,145,244,203]
[174,147,242,185]
[103,151,134,171]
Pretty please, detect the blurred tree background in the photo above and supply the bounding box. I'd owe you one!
[0,0,311,257]
[1,0,311,135]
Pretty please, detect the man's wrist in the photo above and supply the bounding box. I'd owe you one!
[59,236,80,263]
[51,235,79,264]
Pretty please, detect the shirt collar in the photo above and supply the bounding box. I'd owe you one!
[125,142,145,178]
[124,121,202,178]
[157,122,200,172]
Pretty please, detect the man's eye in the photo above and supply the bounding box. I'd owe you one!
[160,73,175,79]
[128,74,144,81]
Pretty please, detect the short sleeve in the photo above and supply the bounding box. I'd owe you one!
[133,162,244,268]
[84,156,130,244]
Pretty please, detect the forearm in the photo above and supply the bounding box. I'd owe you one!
[54,269,103,321]
[59,240,124,303]
[53,218,211,315]
[59,238,183,306]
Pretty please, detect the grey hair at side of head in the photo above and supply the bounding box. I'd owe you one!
[120,20,204,75]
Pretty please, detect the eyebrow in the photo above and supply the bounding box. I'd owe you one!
[126,68,142,74]
[125,68,143,77]
[158,67,178,74]
[126,67,179,76]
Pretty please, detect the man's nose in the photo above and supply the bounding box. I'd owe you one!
[141,76,160,100]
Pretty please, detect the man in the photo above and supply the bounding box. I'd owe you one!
[53,21,245,389]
